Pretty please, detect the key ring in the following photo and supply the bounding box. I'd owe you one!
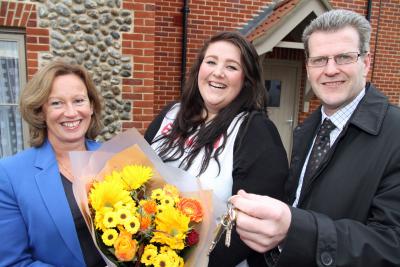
[227,202,237,223]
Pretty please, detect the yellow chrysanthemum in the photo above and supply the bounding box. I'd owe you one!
[163,184,180,202]
[116,207,132,225]
[120,165,153,190]
[156,203,167,214]
[151,188,165,201]
[151,206,190,250]
[141,245,158,265]
[145,244,158,252]
[177,256,184,267]
[161,195,175,206]
[166,249,182,267]
[89,180,131,212]
[102,228,118,246]
[103,211,118,228]
[115,200,136,210]
[154,253,174,267]
[159,246,171,254]
[124,216,140,234]
[94,207,113,230]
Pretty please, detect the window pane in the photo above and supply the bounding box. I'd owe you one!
[0,40,24,157]
[1,55,20,102]
[0,105,24,157]
[265,80,282,107]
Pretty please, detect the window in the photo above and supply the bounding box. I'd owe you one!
[265,80,282,107]
[0,32,27,157]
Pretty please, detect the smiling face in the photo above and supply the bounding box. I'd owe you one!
[198,40,244,118]
[306,26,371,116]
[42,74,93,149]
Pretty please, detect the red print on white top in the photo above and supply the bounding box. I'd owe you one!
[160,121,223,151]
[161,122,173,135]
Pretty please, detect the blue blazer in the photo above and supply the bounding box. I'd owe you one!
[0,139,101,267]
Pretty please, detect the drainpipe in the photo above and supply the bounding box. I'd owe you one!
[181,0,189,92]
[366,0,372,21]
[370,0,383,82]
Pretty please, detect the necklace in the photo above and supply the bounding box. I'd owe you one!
[57,159,74,180]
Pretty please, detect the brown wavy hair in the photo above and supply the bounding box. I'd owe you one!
[19,60,103,147]
[153,31,267,175]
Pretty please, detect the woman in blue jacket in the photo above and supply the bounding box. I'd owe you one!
[0,60,105,266]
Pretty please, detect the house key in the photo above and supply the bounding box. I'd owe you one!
[208,202,237,254]
[224,202,237,247]
[208,213,229,255]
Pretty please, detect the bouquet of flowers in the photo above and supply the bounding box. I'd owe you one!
[71,129,218,266]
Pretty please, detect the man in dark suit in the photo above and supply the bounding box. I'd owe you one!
[230,9,400,266]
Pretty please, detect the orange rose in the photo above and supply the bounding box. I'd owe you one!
[177,198,203,223]
[114,231,138,261]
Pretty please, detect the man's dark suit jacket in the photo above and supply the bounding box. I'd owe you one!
[272,83,400,267]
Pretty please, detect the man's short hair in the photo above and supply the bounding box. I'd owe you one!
[302,9,371,56]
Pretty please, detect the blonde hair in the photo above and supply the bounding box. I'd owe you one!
[19,60,103,147]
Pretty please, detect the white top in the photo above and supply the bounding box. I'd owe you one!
[151,103,246,202]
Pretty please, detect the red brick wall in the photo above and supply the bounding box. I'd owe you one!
[1,0,399,133]
[298,0,400,123]
[1,0,157,134]
[122,0,156,132]
[331,0,400,104]
[153,0,274,114]
[0,1,49,79]
[154,0,182,115]
[153,0,400,125]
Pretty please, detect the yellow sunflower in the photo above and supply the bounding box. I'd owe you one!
[104,170,125,187]
[151,206,190,250]
[89,180,131,212]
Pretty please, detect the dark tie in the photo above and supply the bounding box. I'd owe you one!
[303,118,336,180]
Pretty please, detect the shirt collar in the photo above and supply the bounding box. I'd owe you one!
[321,88,366,131]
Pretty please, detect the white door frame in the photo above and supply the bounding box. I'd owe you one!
[263,59,302,158]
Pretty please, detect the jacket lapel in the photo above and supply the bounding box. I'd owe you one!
[294,84,387,205]
[34,140,84,264]
[286,110,321,203]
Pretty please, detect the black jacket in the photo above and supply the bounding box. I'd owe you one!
[145,106,289,267]
[276,83,400,266]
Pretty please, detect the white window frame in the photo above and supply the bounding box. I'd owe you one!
[0,31,29,155]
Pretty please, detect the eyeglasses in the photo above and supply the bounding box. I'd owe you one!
[306,52,366,67]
